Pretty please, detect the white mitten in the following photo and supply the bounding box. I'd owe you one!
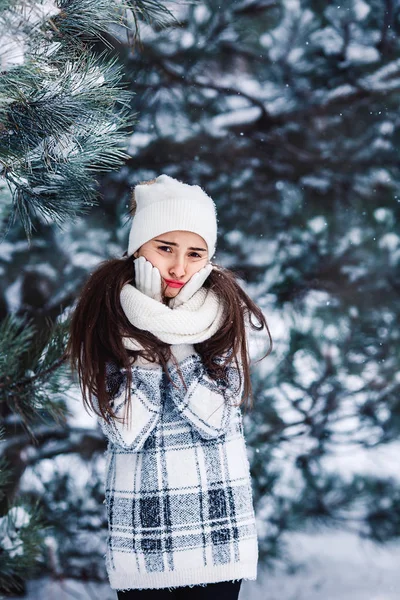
[133,256,163,302]
[169,263,213,309]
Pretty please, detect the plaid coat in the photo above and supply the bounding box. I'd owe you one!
[97,351,258,591]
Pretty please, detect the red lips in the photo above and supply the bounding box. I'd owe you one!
[164,279,185,288]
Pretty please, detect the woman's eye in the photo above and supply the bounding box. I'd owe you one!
[158,246,202,259]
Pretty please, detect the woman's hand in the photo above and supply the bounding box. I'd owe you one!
[170,263,213,309]
[133,256,163,302]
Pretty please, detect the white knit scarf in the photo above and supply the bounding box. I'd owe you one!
[120,284,225,348]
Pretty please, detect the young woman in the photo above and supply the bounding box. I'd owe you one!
[67,174,272,599]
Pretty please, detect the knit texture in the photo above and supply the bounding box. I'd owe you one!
[120,284,226,345]
[95,352,258,591]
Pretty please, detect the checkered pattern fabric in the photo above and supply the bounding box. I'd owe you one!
[97,353,258,591]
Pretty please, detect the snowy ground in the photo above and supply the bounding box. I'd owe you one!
[21,529,400,599]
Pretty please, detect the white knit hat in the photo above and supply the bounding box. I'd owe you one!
[128,174,218,258]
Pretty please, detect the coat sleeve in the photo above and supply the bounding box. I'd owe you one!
[166,351,244,440]
[94,361,163,451]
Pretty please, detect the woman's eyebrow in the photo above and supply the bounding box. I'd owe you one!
[154,239,207,252]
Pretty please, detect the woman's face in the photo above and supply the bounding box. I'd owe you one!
[134,230,209,298]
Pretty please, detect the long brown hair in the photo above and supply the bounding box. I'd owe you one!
[66,256,272,423]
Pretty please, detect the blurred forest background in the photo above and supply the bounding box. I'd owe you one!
[1,0,399,598]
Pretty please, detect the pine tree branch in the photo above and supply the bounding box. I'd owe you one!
[0,355,67,391]
[156,59,273,121]
[0,425,105,460]
[0,426,106,507]
[0,315,69,430]
[232,0,279,16]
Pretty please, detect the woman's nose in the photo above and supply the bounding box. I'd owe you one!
[170,257,186,278]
